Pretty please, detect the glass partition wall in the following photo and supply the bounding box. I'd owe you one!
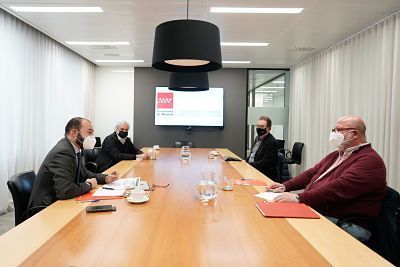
[246,69,290,157]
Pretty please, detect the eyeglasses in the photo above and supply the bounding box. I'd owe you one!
[331,127,356,133]
[150,183,170,191]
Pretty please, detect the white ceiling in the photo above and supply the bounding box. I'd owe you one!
[1,0,400,68]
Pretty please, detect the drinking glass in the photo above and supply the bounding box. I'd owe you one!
[197,171,219,202]
[180,150,191,162]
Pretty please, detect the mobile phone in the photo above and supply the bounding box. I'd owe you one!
[86,205,116,213]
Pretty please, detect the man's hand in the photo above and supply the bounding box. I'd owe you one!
[105,171,119,183]
[266,182,285,193]
[86,178,97,189]
[273,192,299,203]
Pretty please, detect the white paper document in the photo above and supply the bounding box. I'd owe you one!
[103,177,141,190]
[92,188,125,197]
[254,192,282,202]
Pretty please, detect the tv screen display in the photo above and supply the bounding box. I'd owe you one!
[154,86,224,126]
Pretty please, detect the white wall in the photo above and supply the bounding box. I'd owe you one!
[93,67,135,141]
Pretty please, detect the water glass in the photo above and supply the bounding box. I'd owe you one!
[180,150,191,161]
[222,176,233,191]
[197,179,219,202]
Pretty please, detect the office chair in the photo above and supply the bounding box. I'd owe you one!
[276,139,285,153]
[284,142,304,165]
[277,152,291,183]
[94,137,102,148]
[83,147,101,173]
[7,171,46,226]
[174,141,195,148]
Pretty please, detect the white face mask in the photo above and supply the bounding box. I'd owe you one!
[329,132,344,148]
[83,135,96,150]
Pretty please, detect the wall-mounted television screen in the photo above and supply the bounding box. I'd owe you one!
[154,86,224,126]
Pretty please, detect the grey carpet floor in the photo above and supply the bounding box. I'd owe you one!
[0,210,15,235]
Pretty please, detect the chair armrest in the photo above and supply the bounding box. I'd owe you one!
[21,205,47,222]
[284,149,292,159]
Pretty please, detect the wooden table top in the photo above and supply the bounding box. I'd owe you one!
[0,148,391,267]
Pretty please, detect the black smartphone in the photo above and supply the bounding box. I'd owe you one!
[86,205,116,213]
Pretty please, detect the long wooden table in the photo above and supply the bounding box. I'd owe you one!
[0,148,391,266]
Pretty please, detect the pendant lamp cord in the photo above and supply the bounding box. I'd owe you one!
[186,0,189,20]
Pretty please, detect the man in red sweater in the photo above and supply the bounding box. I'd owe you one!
[267,115,386,241]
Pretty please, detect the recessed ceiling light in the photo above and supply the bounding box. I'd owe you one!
[112,70,135,73]
[210,7,303,14]
[95,60,144,63]
[222,61,251,64]
[66,41,130,46]
[9,6,103,12]
[261,86,284,89]
[221,42,269,47]
[273,81,285,84]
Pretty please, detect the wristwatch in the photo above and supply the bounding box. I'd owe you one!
[295,194,300,201]
[86,181,92,188]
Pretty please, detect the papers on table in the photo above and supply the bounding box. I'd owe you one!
[105,177,141,190]
[93,188,125,197]
[254,192,282,202]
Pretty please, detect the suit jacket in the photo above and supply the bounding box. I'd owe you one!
[247,133,278,180]
[96,132,142,173]
[29,138,106,207]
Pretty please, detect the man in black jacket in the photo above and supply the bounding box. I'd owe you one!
[29,117,119,207]
[96,121,149,173]
[246,116,278,180]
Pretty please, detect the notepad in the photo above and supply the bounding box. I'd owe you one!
[255,201,320,219]
[233,179,267,186]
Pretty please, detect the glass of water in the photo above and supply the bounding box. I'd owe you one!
[180,150,191,162]
[197,172,219,202]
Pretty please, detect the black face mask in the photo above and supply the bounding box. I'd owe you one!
[118,131,128,138]
[256,128,267,136]
[76,131,84,149]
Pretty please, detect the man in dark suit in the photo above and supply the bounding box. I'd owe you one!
[29,117,119,208]
[96,121,149,173]
[246,116,278,180]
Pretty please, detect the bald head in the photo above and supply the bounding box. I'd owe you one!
[336,115,367,145]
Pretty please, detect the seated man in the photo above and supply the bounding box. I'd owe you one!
[268,115,386,241]
[247,116,278,180]
[96,121,149,173]
[29,117,119,207]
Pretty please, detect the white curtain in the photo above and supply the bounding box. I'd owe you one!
[0,9,95,214]
[289,11,400,190]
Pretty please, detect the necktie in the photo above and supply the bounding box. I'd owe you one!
[75,151,81,183]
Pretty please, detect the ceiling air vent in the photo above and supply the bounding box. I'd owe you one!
[104,53,120,57]
[292,46,317,52]
[90,45,118,50]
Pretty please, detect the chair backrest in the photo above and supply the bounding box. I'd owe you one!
[277,152,291,183]
[276,139,285,152]
[372,186,400,266]
[94,137,102,147]
[174,141,195,148]
[7,170,36,225]
[84,147,101,163]
[290,142,304,164]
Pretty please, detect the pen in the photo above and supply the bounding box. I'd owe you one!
[241,178,256,180]
[79,199,100,203]
[102,186,115,190]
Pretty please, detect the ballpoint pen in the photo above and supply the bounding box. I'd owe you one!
[102,186,115,190]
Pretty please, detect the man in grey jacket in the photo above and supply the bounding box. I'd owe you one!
[29,117,119,208]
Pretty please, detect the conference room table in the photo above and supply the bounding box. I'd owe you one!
[0,148,391,266]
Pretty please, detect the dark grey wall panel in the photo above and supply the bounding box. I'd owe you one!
[134,67,247,158]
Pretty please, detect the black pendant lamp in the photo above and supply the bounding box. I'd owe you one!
[152,0,222,73]
[169,72,209,91]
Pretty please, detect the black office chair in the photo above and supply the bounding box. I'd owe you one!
[369,186,400,266]
[276,139,285,153]
[83,147,101,173]
[7,171,46,226]
[277,152,291,183]
[94,137,102,148]
[284,142,304,165]
[174,141,195,148]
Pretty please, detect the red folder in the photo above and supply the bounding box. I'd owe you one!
[75,190,124,202]
[256,201,320,219]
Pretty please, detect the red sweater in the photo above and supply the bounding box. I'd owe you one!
[283,144,386,228]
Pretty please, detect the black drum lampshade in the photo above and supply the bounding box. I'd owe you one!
[152,19,222,72]
[168,72,209,91]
